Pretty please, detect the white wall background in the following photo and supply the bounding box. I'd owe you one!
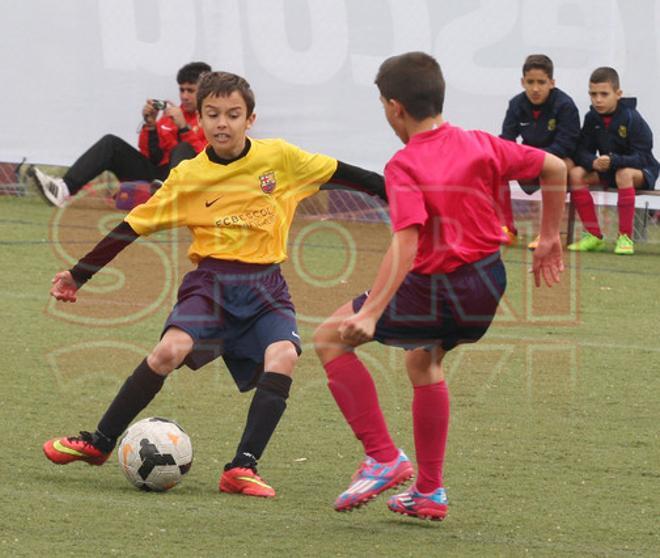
[1,0,659,171]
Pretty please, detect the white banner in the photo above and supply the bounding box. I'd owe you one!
[1,0,658,171]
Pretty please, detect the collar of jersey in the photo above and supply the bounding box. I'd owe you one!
[409,122,450,143]
[206,138,252,166]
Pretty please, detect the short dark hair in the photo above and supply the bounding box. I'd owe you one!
[522,54,554,79]
[196,71,256,115]
[177,61,212,85]
[590,66,620,90]
[375,52,445,120]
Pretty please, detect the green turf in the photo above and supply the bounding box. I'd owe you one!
[1,196,658,557]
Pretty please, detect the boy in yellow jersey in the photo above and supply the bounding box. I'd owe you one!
[43,72,387,497]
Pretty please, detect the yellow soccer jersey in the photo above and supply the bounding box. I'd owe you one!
[125,138,338,264]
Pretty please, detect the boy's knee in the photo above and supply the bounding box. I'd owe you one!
[312,324,325,354]
[313,322,335,360]
[313,323,352,366]
[99,133,120,146]
[264,341,299,374]
[563,157,576,172]
[615,168,634,187]
[568,166,588,187]
[148,338,192,374]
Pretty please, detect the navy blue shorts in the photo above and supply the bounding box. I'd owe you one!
[353,252,506,351]
[518,177,541,195]
[597,168,656,190]
[163,259,301,392]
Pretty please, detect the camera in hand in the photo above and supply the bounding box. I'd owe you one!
[152,100,168,110]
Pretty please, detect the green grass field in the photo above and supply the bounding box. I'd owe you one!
[1,195,658,557]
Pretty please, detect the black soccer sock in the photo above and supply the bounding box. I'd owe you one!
[94,359,166,452]
[227,372,292,470]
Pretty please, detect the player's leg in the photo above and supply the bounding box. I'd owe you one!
[64,134,165,195]
[405,347,448,492]
[314,302,412,511]
[614,168,645,255]
[43,327,193,465]
[567,166,605,251]
[34,134,165,206]
[220,340,298,498]
[315,302,398,463]
[496,180,517,245]
[516,177,541,249]
[387,347,449,521]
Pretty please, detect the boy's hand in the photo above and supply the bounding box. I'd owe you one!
[142,100,158,126]
[339,312,377,345]
[50,271,78,302]
[164,104,186,129]
[531,235,564,288]
[593,155,611,172]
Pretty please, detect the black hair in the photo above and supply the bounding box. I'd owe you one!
[177,62,212,85]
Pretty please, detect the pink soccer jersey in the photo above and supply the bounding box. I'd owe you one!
[385,123,545,274]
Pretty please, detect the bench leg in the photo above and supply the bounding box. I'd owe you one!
[566,199,576,245]
[639,201,649,241]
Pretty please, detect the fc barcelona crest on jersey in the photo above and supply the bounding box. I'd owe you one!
[618,125,628,139]
[259,171,277,194]
[547,118,557,131]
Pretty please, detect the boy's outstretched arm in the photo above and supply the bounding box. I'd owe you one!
[320,161,388,202]
[50,221,140,302]
[534,153,566,288]
[339,226,418,344]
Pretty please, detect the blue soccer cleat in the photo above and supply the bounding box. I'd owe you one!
[387,485,448,521]
[334,449,414,512]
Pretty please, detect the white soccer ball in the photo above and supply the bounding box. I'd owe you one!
[117,417,193,492]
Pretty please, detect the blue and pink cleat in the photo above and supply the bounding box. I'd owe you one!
[334,449,414,512]
[387,485,448,521]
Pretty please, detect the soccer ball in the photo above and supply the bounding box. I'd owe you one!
[117,417,193,492]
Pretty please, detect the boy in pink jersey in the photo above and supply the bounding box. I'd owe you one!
[314,52,566,521]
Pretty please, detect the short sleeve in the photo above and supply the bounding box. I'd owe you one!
[384,158,427,232]
[124,167,187,235]
[283,141,338,201]
[486,134,545,182]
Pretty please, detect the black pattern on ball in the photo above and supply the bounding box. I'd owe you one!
[137,438,176,480]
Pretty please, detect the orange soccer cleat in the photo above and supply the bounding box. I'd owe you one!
[43,432,111,465]
[219,466,276,498]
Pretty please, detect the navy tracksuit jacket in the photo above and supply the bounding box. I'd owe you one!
[574,97,659,189]
[500,87,580,159]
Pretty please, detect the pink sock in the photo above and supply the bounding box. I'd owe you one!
[617,187,635,236]
[571,189,602,237]
[324,353,398,463]
[413,381,450,492]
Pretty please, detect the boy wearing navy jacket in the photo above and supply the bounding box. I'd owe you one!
[568,66,659,255]
[500,54,580,249]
